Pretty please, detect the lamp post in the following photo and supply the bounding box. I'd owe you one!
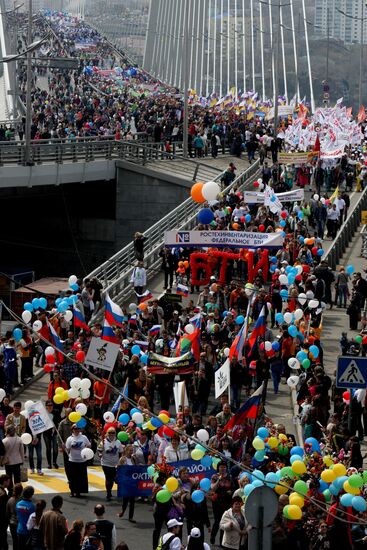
[25,0,33,165]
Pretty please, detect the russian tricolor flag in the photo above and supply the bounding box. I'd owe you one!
[224,384,264,430]
[102,318,120,344]
[177,284,189,297]
[149,325,161,337]
[229,321,247,362]
[47,319,64,364]
[248,306,267,356]
[136,290,153,304]
[105,293,124,328]
[73,305,89,331]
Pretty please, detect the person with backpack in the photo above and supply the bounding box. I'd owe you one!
[156,519,183,550]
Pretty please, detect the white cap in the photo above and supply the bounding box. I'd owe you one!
[167,519,183,528]
[190,528,201,538]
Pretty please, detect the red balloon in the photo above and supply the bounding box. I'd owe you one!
[363,336,367,345]
[342,391,350,401]
[46,354,56,364]
[311,247,318,256]
[163,425,175,438]
[43,364,53,373]
[259,342,265,351]
[302,264,310,274]
[259,224,265,232]
[295,275,302,281]
[253,181,259,188]
[157,426,165,438]
[240,217,245,223]
[75,350,85,362]
[281,211,288,219]
[159,410,171,418]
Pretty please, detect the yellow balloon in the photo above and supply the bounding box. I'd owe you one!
[146,421,156,431]
[158,413,170,424]
[55,387,64,395]
[166,477,179,492]
[343,481,360,495]
[69,411,81,423]
[289,493,304,508]
[291,461,306,475]
[278,433,287,442]
[252,437,265,451]
[53,394,64,405]
[323,456,333,467]
[275,483,288,495]
[333,463,347,478]
[62,391,70,401]
[191,449,205,461]
[321,469,336,483]
[287,504,302,520]
[268,437,279,449]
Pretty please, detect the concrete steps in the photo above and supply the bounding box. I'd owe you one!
[145,158,223,183]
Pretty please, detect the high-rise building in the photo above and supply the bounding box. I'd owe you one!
[314,0,367,44]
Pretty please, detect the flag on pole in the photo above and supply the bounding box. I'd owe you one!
[73,305,89,331]
[215,359,230,398]
[111,384,128,415]
[135,290,154,303]
[176,284,189,297]
[223,384,264,430]
[248,307,267,356]
[102,318,120,344]
[105,293,124,327]
[229,322,247,361]
[149,325,161,337]
[329,186,339,204]
[46,319,64,364]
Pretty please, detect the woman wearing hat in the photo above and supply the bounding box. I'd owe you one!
[98,426,123,501]
[186,527,211,550]
[65,425,92,498]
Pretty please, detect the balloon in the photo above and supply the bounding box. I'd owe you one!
[257,427,269,439]
[129,303,137,313]
[348,474,363,488]
[291,460,306,475]
[22,310,32,324]
[158,413,169,424]
[294,309,304,321]
[289,492,304,508]
[75,403,87,416]
[298,293,307,306]
[68,387,78,399]
[132,412,144,424]
[13,328,22,341]
[264,341,272,352]
[68,275,78,286]
[55,387,64,395]
[70,377,82,389]
[53,394,64,405]
[201,455,212,468]
[302,359,311,369]
[198,208,214,225]
[197,429,210,442]
[309,345,319,358]
[81,448,94,461]
[21,433,32,445]
[200,478,211,492]
[275,313,284,324]
[119,413,130,425]
[185,324,195,335]
[321,469,336,483]
[283,505,302,520]
[191,182,205,203]
[296,351,307,362]
[290,446,304,457]
[352,496,367,512]
[279,274,288,286]
[38,297,47,309]
[236,315,245,325]
[340,493,354,507]
[288,358,300,370]
[80,378,91,390]
[75,350,85,363]
[284,312,293,324]
[103,412,115,423]
[24,302,33,312]
[202,181,220,200]
[288,325,298,338]
[252,437,265,451]
[356,335,363,344]
[308,300,319,309]
[259,224,265,232]
[32,298,40,310]
[254,450,266,462]
[70,284,79,292]
[76,417,87,429]
[32,320,43,332]
[131,345,141,356]
[69,411,82,423]
[64,310,73,322]
[265,472,278,488]
[118,431,129,442]
[45,346,55,356]
[287,376,299,389]
[333,463,346,477]
[166,477,179,492]
[304,437,320,452]
[156,490,172,503]
[346,265,355,275]
[0,388,5,402]
[268,436,279,449]
[191,449,205,460]
[294,480,308,496]
[223,347,230,357]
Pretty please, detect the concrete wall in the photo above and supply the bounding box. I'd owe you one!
[115,160,191,248]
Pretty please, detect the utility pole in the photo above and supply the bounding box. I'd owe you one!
[273,1,281,134]
[182,0,189,159]
[25,0,32,165]
[326,6,330,83]
[359,0,365,107]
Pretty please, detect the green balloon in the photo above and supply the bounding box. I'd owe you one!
[363,471,367,484]
[283,505,291,520]
[118,431,129,442]
[349,474,363,488]
[302,359,311,369]
[278,444,289,456]
[156,490,172,504]
[356,335,363,344]
[323,489,331,502]
[280,466,295,479]
[294,480,308,496]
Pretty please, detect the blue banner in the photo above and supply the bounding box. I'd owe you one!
[117,459,215,498]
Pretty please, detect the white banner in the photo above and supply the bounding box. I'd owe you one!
[164,230,284,249]
[173,381,189,412]
[243,189,304,204]
[266,105,294,120]
[320,148,345,159]
[28,401,55,435]
[215,359,230,399]
[85,337,120,372]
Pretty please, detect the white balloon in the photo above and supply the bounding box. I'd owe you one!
[64,310,73,322]
[296,265,303,275]
[306,290,314,299]
[197,429,210,442]
[103,412,115,423]
[76,403,88,416]
[313,194,319,201]
[68,387,79,399]
[284,312,293,324]
[22,311,32,324]
[320,197,326,204]
[68,275,77,286]
[70,377,82,389]
[129,303,137,312]
[132,412,144,424]
[259,183,265,191]
[80,378,91,390]
[81,389,90,399]
[32,320,42,332]
[223,347,230,357]
[24,400,34,410]
[21,433,32,445]
[0,388,5,402]
[309,300,319,309]
[45,346,55,356]
[185,324,195,335]
[287,376,299,389]
[279,274,288,286]
[294,309,304,321]
[264,341,272,351]
[202,180,220,200]
[298,293,307,306]
[81,447,94,461]
[20,409,29,418]
[257,178,263,184]
[288,358,300,370]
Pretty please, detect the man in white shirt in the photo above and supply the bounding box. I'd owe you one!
[161,519,183,550]
[326,204,339,239]
[335,193,346,226]
[130,261,147,295]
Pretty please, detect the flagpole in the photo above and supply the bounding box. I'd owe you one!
[115,379,128,420]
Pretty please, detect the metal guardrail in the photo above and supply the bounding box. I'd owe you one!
[87,160,261,304]
[360,224,367,259]
[324,187,367,269]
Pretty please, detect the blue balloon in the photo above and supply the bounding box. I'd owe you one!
[24,302,33,312]
[317,249,324,257]
[38,297,47,310]
[340,493,354,508]
[57,301,68,313]
[222,310,228,318]
[198,208,214,225]
[195,444,206,453]
[70,295,78,304]
[55,298,62,307]
[245,214,251,223]
[290,446,304,456]
[334,476,348,490]
[298,211,304,219]
[254,451,265,462]
[76,417,87,428]
[285,266,293,274]
[13,328,22,341]
[240,472,252,482]
[32,298,40,310]
[309,345,319,358]
[252,479,264,487]
[288,325,298,337]
[279,220,286,227]
[265,472,278,488]
[270,256,277,264]
[252,469,265,481]
[272,341,280,351]
[140,354,148,365]
[70,283,79,291]
[200,455,212,468]
[304,437,320,453]
[346,265,355,275]
[131,345,141,356]
[191,490,205,503]
[236,315,245,325]
[352,496,367,512]
[281,231,286,238]
[130,408,141,416]
[257,427,269,439]
[329,483,339,496]
[298,236,305,244]
[287,275,296,285]
[270,265,277,273]
[290,455,300,464]
[118,413,130,425]
[280,289,289,300]
[275,313,284,324]
[200,477,211,491]
[151,416,163,428]
[318,480,329,493]
[296,351,307,362]
[244,484,255,496]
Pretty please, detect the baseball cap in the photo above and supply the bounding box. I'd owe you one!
[190,528,201,538]
[167,519,183,528]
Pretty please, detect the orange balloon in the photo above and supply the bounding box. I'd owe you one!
[178,261,184,267]
[183,261,189,268]
[191,182,205,203]
[139,302,148,311]
[232,223,239,230]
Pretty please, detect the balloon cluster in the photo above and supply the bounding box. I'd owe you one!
[191,181,221,204]
[53,376,91,405]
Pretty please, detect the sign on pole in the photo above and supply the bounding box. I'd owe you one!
[173,381,189,412]
[245,486,278,550]
[27,401,55,435]
[85,337,120,372]
[336,356,367,389]
[215,359,230,398]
